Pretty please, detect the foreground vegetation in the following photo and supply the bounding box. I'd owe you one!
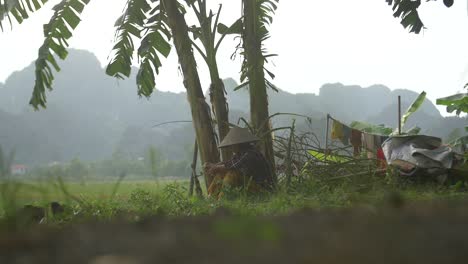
[1,171,468,232]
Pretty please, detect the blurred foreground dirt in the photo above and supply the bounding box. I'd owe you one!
[2,200,468,264]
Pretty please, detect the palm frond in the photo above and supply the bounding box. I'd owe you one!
[136,3,172,97]
[106,0,151,79]
[0,0,49,30]
[386,0,424,34]
[30,0,91,109]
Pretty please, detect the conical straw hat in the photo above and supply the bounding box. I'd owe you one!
[218,127,260,148]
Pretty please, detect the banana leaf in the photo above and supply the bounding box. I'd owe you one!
[436,93,468,115]
[307,150,352,163]
[401,91,426,128]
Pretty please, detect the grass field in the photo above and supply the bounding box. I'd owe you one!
[2,173,468,224]
[3,179,189,204]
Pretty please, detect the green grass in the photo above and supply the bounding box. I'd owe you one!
[1,173,468,231]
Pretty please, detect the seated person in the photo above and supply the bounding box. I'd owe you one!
[204,127,274,198]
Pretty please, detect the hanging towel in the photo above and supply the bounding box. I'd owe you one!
[340,125,351,145]
[374,135,382,149]
[363,133,376,151]
[351,129,363,157]
[331,120,344,140]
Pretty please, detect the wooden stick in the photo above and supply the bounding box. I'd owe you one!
[325,114,330,162]
[398,96,402,135]
[189,140,199,197]
[286,120,296,187]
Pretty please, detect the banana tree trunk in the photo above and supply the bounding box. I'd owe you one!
[243,0,276,182]
[195,1,231,161]
[208,60,231,161]
[163,0,220,188]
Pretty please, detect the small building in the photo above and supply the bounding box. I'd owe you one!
[11,164,27,175]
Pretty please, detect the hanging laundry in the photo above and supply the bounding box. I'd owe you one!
[340,125,351,145]
[374,135,382,149]
[363,133,376,151]
[331,120,344,140]
[351,129,362,156]
[376,148,387,169]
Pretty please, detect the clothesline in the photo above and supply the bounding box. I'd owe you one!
[325,114,388,159]
[326,114,387,138]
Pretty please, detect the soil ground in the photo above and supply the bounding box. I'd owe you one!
[2,199,468,264]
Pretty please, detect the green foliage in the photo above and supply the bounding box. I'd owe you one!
[29,0,91,109]
[447,128,463,143]
[217,18,242,35]
[129,188,159,213]
[386,0,454,34]
[136,8,171,96]
[240,0,279,91]
[147,146,161,177]
[401,91,426,128]
[107,0,172,97]
[386,0,424,33]
[4,175,468,229]
[0,0,49,30]
[350,121,393,136]
[162,183,191,214]
[436,91,468,116]
[106,0,151,79]
[218,0,279,91]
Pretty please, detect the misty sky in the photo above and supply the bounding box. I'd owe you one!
[1,0,468,115]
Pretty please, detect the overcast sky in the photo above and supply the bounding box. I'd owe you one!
[1,0,468,115]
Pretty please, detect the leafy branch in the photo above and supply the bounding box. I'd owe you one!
[386,0,424,33]
[0,0,49,30]
[386,0,454,34]
[107,0,173,97]
[30,0,91,109]
[436,86,468,116]
[106,0,151,79]
[136,3,172,96]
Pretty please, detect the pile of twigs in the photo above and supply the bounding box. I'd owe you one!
[273,119,383,185]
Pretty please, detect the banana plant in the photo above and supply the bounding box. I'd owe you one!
[350,91,427,136]
[184,0,232,160]
[216,0,279,180]
[2,0,222,187]
[393,91,426,135]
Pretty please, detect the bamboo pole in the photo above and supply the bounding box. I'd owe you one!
[189,140,202,197]
[398,96,402,135]
[324,114,330,162]
[286,119,296,187]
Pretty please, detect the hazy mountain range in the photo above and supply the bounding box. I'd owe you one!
[0,49,466,165]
